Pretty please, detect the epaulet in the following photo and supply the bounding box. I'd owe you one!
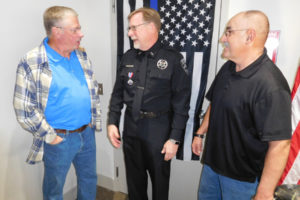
[163,45,182,56]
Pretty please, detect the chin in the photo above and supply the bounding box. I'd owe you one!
[133,43,140,50]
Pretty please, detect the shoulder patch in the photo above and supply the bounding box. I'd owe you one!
[180,58,188,75]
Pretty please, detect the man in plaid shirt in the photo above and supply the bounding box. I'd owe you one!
[13,6,101,199]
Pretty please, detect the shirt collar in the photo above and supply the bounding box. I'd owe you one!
[137,40,162,58]
[231,48,269,78]
[43,38,76,62]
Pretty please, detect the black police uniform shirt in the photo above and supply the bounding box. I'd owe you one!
[202,49,291,182]
[108,40,190,141]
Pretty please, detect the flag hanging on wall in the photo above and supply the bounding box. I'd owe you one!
[116,0,216,160]
[279,65,300,185]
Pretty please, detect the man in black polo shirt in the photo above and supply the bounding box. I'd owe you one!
[192,10,291,200]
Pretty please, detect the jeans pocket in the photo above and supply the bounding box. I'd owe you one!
[49,133,66,146]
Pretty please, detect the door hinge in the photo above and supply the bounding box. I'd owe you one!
[116,166,119,178]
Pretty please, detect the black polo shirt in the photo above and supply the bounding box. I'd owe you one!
[202,50,291,182]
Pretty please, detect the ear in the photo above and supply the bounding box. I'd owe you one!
[149,22,158,34]
[246,29,256,44]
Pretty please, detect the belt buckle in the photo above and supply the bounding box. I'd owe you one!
[148,112,156,118]
[140,111,145,119]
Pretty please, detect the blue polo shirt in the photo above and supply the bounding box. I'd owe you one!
[44,38,91,130]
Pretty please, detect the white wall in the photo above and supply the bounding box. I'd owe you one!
[218,0,300,88]
[0,0,114,199]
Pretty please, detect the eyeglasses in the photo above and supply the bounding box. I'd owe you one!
[224,29,248,37]
[127,22,150,32]
[55,26,82,34]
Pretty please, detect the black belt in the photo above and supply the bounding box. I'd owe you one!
[55,124,88,134]
[139,110,169,119]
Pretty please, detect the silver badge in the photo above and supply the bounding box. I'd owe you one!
[157,59,168,70]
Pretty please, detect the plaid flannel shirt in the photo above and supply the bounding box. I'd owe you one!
[13,39,102,164]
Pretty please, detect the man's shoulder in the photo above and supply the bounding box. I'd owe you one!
[160,45,182,57]
[21,43,47,65]
[24,44,44,57]
[74,47,88,60]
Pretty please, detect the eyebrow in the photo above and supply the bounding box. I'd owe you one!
[226,26,232,30]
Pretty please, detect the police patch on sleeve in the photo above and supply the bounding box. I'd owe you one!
[157,59,168,70]
[180,58,188,74]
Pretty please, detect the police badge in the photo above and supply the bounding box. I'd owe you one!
[157,59,168,70]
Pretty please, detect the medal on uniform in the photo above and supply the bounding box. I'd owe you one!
[128,72,134,85]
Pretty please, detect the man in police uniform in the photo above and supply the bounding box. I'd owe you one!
[107,7,190,200]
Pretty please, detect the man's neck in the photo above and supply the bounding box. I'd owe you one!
[140,35,158,51]
[48,39,71,58]
[235,48,264,72]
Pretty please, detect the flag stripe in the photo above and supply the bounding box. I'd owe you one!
[116,0,124,66]
[123,1,131,53]
[150,0,158,10]
[279,66,300,184]
[183,52,203,160]
[292,67,300,99]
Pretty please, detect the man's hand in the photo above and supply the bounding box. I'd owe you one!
[161,140,179,161]
[192,137,204,156]
[50,135,63,145]
[107,124,121,148]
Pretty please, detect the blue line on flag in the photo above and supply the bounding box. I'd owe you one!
[150,0,158,10]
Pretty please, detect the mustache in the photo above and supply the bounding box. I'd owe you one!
[223,42,229,47]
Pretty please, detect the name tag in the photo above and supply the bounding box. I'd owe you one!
[126,65,134,68]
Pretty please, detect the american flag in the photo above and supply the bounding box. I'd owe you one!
[116,0,216,160]
[279,65,300,185]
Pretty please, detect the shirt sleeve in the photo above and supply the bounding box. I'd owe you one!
[13,57,56,143]
[108,61,125,127]
[170,55,191,141]
[253,89,292,141]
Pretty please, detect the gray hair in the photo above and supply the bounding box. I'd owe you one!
[43,6,78,37]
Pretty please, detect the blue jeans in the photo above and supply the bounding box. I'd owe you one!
[43,126,97,200]
[198,165,258,200]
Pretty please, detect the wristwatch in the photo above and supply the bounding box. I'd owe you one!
[169,139,180,145]
[193,133,205,139]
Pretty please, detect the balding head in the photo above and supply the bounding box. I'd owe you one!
[235,10,269,45]
[220,10,270,70]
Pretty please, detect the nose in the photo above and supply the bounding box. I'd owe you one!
[128,29,133,37]
[78,29,84,38]
[220,33,226,43]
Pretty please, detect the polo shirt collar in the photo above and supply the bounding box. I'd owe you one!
[232,48,268,78]
[43,37,70,63]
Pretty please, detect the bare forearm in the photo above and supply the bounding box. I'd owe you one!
[195,105,211,135]
[254,140,290,200]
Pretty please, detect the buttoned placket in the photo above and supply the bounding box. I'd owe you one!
[131,52,149,122]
